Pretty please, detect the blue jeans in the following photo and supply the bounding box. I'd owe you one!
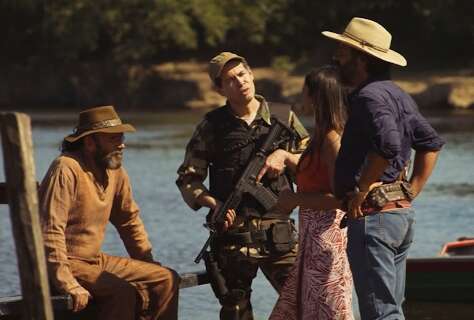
[347,209,415,320]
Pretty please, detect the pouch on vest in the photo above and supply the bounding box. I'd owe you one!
[269,220,297,254]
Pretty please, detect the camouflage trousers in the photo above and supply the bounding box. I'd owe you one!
[213,244,297,320]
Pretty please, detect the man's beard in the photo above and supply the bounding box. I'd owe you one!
[333,57,359,87]
[95,148,123,170]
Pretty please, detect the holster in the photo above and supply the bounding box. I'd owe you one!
[365,181,414,209]
[203,251,229,303]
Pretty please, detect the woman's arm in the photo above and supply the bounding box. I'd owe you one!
[321,130,341,194]
[272,132,342,214]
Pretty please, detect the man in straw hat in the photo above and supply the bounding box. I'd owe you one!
[176,52,308,319]
[39,105,179,320]
[322,18,445,318]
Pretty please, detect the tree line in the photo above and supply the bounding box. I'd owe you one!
[2,0,473,68]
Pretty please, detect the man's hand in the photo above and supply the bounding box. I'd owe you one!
[210,202,236,232]
[256,149,288,182]
[346,189,369,219]
[346,182,383,219]
[222,208,236,232]
[272,188,298,215]
[69,285,92,312]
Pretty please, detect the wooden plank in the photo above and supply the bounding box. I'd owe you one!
[0,271,209,319]
[179,270,209,289]
[404,301,474,319]
[0,296,71,317]
[0,182,8,204]
[0,182,39,204]
[0,113,54,320]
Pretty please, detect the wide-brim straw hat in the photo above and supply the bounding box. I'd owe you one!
[322,17,407,67]
[65,105,135,142]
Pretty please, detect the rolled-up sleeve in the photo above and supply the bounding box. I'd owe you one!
[176,119,213,210]
[361,95,402,159]
[411,113,445,151]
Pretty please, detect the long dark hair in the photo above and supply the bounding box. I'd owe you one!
[61,138,83,153]
[297,65,347,172]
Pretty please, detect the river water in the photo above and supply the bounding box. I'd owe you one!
[0,109,473,320]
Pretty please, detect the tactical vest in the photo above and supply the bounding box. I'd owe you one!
[206,103,293,218]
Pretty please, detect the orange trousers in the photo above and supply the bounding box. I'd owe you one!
[69,252,179,320]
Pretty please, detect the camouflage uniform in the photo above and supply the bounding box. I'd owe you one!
[177,95,309,320]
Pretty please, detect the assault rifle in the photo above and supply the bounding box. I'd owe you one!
[194,119,293,263]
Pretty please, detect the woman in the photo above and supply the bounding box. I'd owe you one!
[269,66,353,320]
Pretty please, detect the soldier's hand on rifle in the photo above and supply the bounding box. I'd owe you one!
[210,202,236,232]
[256,149,288,182]
[222,208,236,231]
[272,188,298,215]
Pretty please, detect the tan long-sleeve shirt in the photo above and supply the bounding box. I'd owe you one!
[39,151,153,293]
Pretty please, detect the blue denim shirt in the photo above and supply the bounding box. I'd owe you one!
[334,77,445,199]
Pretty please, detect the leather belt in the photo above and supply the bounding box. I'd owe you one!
[363,199,411,215]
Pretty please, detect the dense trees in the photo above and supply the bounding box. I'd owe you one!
[0,1,471,109]
[1,0,472,67]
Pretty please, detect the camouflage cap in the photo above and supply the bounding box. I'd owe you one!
[208,51,247,84]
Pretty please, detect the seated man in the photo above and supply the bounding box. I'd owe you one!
[39,105,179,320]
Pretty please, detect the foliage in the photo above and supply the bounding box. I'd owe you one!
[0,0,472,66]
[271,55,295,73]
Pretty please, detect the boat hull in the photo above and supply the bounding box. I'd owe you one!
[406,256,474,302]
[405,256,474,318]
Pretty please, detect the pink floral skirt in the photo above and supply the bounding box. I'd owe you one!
[269,208,353,320]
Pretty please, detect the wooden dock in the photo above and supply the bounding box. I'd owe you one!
[0,271,209,320]
[0,112,209,320]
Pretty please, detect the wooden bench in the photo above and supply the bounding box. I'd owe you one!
[0,271,209,319]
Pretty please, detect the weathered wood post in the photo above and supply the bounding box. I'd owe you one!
[0,113,53,320]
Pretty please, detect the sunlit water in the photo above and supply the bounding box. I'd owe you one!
[0,109,473,320]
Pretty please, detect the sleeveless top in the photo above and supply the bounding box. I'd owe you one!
[296,149,332,193]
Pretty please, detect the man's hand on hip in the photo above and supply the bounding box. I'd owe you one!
[346,182,383,219]
[347,189,369,219]
[70,285,92,312]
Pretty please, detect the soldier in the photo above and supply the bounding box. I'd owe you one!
[176,52,309,320]
[40,105,179,320]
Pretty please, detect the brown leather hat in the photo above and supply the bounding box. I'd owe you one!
[65,105,135,142]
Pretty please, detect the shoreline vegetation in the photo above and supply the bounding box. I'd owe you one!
[2,2,473,112]
[0,4,472,319]
[1,62,472,112]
